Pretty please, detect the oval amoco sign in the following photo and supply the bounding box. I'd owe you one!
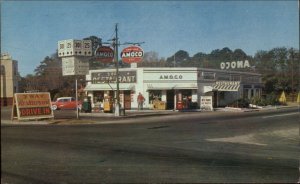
[121,46,144,64]
[94,46,114,63]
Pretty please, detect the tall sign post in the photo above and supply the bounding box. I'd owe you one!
[57,39,93,119]
[58,24,144,117]
[111,24,144,116]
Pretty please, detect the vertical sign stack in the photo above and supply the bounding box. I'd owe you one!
[58,39,92,76]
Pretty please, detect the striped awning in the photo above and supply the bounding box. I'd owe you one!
[212,81,240,91]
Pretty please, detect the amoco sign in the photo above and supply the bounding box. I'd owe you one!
[220,60,250,70]
[94,46,114,63]
[121,46,144,64]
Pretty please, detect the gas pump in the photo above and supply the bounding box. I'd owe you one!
[103,96,113,113]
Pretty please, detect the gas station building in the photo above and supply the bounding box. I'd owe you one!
[84,66,263,110]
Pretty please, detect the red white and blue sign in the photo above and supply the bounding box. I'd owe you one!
[121,46,144,64]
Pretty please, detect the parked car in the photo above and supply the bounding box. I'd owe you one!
[51,97,82,110]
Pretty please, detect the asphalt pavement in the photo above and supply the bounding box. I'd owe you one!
[2,106,299,183]
[1,104,298,125]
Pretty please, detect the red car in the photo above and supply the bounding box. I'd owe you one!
[51,97,82,110]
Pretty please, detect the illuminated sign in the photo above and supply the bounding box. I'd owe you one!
[14,93,54,120]
[220,60,250,70]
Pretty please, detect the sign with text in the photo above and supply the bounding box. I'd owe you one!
[94,46,114,63]
[200,96,213,111]
[121,46,144,64]
[62,57,89,76]
[14,93,54,120]
[220,60,250,70]
[91,71,137,84]
[58,39,92,57]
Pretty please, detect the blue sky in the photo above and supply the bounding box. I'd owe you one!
[1,1,299,76]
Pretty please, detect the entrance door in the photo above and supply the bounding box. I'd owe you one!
[166,90,175,110]
[213,91,218,107]
[124,91,131,110]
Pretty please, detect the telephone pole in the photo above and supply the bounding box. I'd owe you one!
[114,24,120,116]
[105,24,144,116]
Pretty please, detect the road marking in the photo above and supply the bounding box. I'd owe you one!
[206,134,267,146]
[262,112,299,119]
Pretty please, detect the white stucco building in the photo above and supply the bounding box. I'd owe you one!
[1,53,19,106]
[84,67,263,110]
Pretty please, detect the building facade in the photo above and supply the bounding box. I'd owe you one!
[1,53,19,106]
[84,67,263,110]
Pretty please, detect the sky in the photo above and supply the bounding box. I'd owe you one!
[1,1,299,76]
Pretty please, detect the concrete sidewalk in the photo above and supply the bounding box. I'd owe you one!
[0,109,179,125]
[1,105,298,125]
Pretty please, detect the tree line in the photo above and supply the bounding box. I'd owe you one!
[18,36,299,99]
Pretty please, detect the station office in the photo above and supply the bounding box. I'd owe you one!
[84,66,263,110]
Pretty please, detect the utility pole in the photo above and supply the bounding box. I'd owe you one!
[104,24,144,116]
[114,24,120,117]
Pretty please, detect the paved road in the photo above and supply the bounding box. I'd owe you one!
[1,107,299,183]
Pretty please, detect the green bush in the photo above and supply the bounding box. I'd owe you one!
[250,93,280,106]
[229,98,250,108]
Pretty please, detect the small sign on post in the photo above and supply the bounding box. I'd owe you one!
[200,96,213,111]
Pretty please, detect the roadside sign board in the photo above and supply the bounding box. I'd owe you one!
[58,39,92,57]
[200,96,213,111]
[14,93,54,120]
[62,57,89,76]
[94,46,114,63]
[121,46,144,64]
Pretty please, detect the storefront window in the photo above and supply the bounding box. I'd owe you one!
[93,91,104,103]
[230,75,241,81]
[219,91,225,100]
[202,72,215,80]
[217,74,230,81]
[243,89,249,99]
[149,90,162,103]
[251,89,254,98]
[255,89,260,97]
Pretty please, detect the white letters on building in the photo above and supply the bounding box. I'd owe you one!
[220,60,250,70]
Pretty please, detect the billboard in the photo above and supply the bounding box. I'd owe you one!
[14,93,54,120]
[58,39,92,57]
